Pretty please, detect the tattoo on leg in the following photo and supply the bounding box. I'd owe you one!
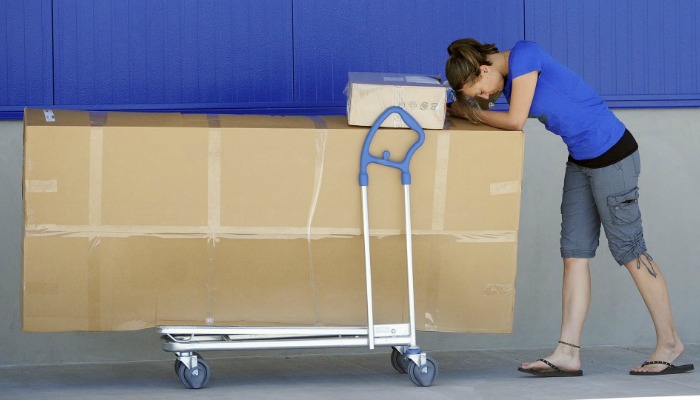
[636,252,657,278]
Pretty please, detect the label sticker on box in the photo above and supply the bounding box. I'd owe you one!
[383,76,405,82]
[405,76,438,84]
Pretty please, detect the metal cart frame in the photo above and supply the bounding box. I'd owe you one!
[158,106,437,389]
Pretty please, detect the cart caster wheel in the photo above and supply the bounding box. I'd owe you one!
[407,356,438,387]
[174,359,183,376]
[390,347,410,374]
[177,355,210,389]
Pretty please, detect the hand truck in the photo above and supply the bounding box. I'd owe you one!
[157,106,438,389]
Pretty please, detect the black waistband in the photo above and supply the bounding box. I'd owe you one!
[568,129,638,169]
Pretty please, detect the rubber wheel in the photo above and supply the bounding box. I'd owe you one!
[407,356,438,387]
[177,361,193,389]
[174,359,184,376]
[177,355,210,389]
[390,347,409,374]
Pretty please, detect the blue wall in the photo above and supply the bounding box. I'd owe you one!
[52,0,294,110]
[1,0,698,119]
[525,0,700,108]
[292,0,522,105]
[0,0,53,117]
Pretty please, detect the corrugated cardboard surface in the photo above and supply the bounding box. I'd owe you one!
[22,109,524,333]
[346,72,447,129]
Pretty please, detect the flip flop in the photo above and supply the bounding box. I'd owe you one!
[629,360,695,376]
[518,358,583,377]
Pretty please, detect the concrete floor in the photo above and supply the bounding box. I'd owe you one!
[1,345,698,400]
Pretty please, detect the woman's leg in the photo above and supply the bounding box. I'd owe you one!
[626,255,685,373]
[520,257,590,372]
[585,150,685,372]
[521,160,598,374]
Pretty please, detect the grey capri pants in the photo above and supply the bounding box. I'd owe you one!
[560,150,647,265]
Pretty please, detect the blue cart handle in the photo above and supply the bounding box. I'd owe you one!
[359,106,426,186]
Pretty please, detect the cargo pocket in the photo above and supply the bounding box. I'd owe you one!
[608,187,641,225]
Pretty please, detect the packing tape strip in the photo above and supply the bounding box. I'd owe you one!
[89,127,104,230]
[206,113,221,128]
[490,180,521,196]
[483,283,515,296]
[451,230,517,243]
[206,114,223,325]
[306,116,329,325]
[25,180,58,193]
[88,126,104,330]
[208,127,222,244]
[431,131,450,230]
[89,111,108,126]
[306,116,328,241]
[391,87,405,127]
[25,224,516,242]
[423,239,441,331]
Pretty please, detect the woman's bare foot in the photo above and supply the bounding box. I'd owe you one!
[520,354,581,373]
[520,341,581,373]
[630,337,685,373]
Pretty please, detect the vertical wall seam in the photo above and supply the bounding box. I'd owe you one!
[291,0,297,102]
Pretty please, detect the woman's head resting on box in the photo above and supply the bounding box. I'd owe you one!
[445,38,508,106]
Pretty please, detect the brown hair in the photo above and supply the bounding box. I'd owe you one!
[445,38,499,99]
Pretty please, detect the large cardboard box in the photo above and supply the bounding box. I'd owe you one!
[346,72,447,129]
[22,108,524,333]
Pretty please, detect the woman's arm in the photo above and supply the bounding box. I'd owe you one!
[476,70,539,131]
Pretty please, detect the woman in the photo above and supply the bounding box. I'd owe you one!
[445,38,693,377]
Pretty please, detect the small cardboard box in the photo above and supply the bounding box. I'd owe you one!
[22,109,523,333]
[346,72,447,129]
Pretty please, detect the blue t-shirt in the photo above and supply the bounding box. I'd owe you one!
[503,41,625,160]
